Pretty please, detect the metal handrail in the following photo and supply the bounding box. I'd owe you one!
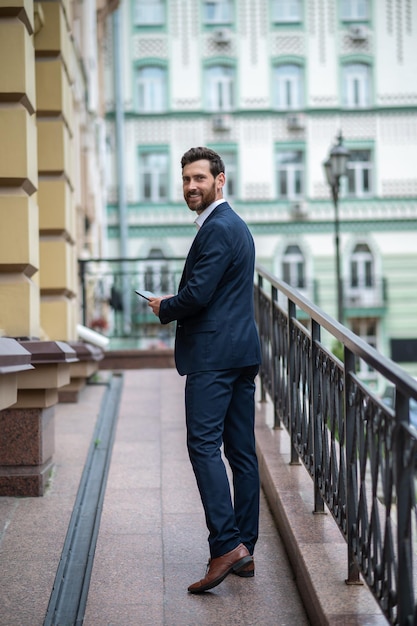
[255,263,417,626]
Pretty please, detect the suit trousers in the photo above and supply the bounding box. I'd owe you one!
[185,365,260,559]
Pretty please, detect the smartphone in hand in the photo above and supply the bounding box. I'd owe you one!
[135,290,155,301]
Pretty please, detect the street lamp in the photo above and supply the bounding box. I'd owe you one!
[323,131,350,323]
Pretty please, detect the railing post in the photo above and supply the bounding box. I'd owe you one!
[396,390,414,625]
[311,319,325,513]
[257,273,266,403]
[344,346,361,584]
[271,284,280,428]
[287,298,299,465]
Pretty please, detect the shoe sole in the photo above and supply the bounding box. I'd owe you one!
[188,555,253,593]
[233,568,255,578]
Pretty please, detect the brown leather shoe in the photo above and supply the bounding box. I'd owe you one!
[233,559,255,578]
[188,543,252,593]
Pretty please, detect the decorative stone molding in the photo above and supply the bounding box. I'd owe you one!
[133,35,168,59]
[0,340,77,496]
[0,338,33,411]
[58,341,104,403]
[271,35,304,56]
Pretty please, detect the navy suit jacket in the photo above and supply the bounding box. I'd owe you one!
[159,202,261,375]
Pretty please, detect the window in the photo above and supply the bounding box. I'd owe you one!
[144,249,171,294]
[276,150,304,199]
[350,317,378,381]
[274,64,303,110]
[134,0,165,25]
[343,63,371,108]
[203,0,233,23]
[139,152,169,202]
[272,0,302,22]
[137,66,167,113]
[350,243,374,288]
[345,150,372,197]
[205,65,234,111]
[346,242,383,308]
[282,244,305,289]
[341,0,369,20]
[221,151,237,199]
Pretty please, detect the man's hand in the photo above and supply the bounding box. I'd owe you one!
[148,295,174,317]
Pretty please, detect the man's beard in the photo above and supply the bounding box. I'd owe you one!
[185,183,216,213]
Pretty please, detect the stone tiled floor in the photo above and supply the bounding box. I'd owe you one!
[0,369,310,626]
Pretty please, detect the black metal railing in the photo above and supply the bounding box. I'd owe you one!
[255,264,417,626]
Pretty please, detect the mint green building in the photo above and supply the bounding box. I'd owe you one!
[104,0,417,387]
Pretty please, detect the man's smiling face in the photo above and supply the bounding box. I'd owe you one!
[182,159,225,214]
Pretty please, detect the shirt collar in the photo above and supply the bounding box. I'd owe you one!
[194,199,226,229]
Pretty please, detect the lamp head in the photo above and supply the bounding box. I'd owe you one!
[329,131,350,179]
[323,157,334,186]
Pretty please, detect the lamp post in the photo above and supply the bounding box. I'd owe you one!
[323,131,350,323]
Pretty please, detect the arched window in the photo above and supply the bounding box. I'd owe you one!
[205,65,235,111]
[342,63,371,108]
[139,151,169,202]
[345,150,372,197]
[144,248,171,293]
[282,244,305,289]
[273,64,303,110]
[137,66,167,113]
[276,150,304,199]
[350,243,374,288]
[220,150,237,199]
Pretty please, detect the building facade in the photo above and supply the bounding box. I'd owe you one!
[105,0,417,385]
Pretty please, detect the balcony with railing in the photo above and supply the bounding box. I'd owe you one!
[344,276,388,315]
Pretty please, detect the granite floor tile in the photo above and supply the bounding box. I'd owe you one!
[84,370,311,626]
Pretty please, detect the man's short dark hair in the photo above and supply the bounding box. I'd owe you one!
[181,147,225,178]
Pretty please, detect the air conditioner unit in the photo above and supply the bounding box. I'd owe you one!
[212,114,231,131]
[349,25,368,41]
[286,114,305,130]
[212,28,232,44]
[290,202,308,220]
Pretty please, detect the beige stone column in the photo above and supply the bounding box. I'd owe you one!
[0,2,40,337]
[0,3,82,496]
[35,0,77,342]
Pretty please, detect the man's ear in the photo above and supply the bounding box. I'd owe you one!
[217,172,226,189]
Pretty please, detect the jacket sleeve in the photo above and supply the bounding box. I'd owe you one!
[159,219,233,324]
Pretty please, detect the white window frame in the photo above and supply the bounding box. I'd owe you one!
[350,317,379,383]
[134,0,165,25]
[343,149,372,198]
[341,0,369,20]
[343,63,371,108]
[221,151,237,199]
[282,244,306,289]
[349,243,374,289]
[139,152,169,202]
[137,66,166,113]
[206,66,234,111]
[274,64,303,110]
[276,150,304,200]
[272,0,302,23]
[203,0,233,23]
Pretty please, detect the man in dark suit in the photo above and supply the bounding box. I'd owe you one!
[148,147,261,593]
